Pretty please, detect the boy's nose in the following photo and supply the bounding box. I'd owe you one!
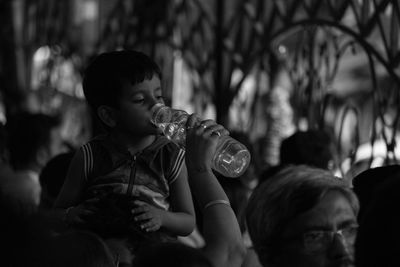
[148,99,159,110]
[149,97,163,109]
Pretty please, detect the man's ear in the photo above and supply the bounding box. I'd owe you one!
[97,105,117,128]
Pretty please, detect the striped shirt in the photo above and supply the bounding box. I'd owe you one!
[81,134,185,211]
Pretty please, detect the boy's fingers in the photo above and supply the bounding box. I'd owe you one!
[133,200,147,206]
[134,213,152,222]
[131,205,149,214]
[141,221,157,231]
[145,225,159,232]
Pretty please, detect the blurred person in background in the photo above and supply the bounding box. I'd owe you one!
[354,165,400,267]
[259,129,335,185]
[0,112,65,215]
[39,151,75,209]
[352,165,400,221]
[279,129,334,170]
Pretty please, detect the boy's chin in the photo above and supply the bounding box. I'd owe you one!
[149,125,163,134]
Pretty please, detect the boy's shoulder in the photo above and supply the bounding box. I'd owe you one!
[83,134,181,155]
[146,135,180,153]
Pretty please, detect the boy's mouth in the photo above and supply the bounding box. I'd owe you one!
[150,121,163,134]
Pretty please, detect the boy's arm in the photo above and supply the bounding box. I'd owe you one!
[54,149,86,208]
[161,162,195,235]
[132,163,195,236]
[53,149,95,225]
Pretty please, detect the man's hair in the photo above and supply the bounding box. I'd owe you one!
[82,50,162,112]
[6,112,62,169]
[246,165,359,266]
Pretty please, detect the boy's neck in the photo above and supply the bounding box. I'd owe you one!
[109,132,156,155]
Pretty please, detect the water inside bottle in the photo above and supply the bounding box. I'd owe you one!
[156,122,186,147]
[213,138,251,177]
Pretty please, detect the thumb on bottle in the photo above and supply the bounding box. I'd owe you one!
[186,113,198,129]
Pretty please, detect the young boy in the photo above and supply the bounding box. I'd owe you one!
[54,50,195,252]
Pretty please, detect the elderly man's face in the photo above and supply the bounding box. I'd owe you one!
[279,190,357,267]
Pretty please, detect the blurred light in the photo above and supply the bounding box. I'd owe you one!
[33,46,51,63]
[278,45,287,55]
[75,84,85,99]
[74,0,98,24]
[82,0,98,21]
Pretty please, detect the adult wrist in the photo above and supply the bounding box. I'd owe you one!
[203,199,231,210]
[188,164,212,174]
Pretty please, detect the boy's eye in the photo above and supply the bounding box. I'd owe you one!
[156,96,164,101]
[132,99,144,104]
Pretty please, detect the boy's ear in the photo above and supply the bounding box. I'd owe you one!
[36,147,50,168]
[97,105,117,128]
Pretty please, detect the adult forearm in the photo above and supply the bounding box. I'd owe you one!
[186,166,229,206]
[187,167,246,267]
[202,205,246,267]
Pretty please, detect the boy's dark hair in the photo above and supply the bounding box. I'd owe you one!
[6,112,62,169]
[82,50,162,112]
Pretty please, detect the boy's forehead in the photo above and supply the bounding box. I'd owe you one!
[126,76,161,93]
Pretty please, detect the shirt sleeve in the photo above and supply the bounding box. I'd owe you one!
[168,148,185,184]
[81,143,93,182]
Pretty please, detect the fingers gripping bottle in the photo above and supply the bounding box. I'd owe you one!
[151,103,251,178]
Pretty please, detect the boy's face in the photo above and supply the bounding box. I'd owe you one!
[113,75,164,136]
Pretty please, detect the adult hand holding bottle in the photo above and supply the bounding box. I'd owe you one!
[151,103,251,178]
[185,117,229,172]
[184,114,246,267]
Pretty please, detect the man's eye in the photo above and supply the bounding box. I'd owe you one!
[304,231,325,242]
[342,225,358,237]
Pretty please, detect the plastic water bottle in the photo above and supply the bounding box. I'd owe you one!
[150,103,251,178]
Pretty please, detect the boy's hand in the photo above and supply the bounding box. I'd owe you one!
[131,200,163,232]
[65,197,99,225]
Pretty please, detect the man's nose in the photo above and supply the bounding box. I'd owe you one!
[329,233,354,262]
